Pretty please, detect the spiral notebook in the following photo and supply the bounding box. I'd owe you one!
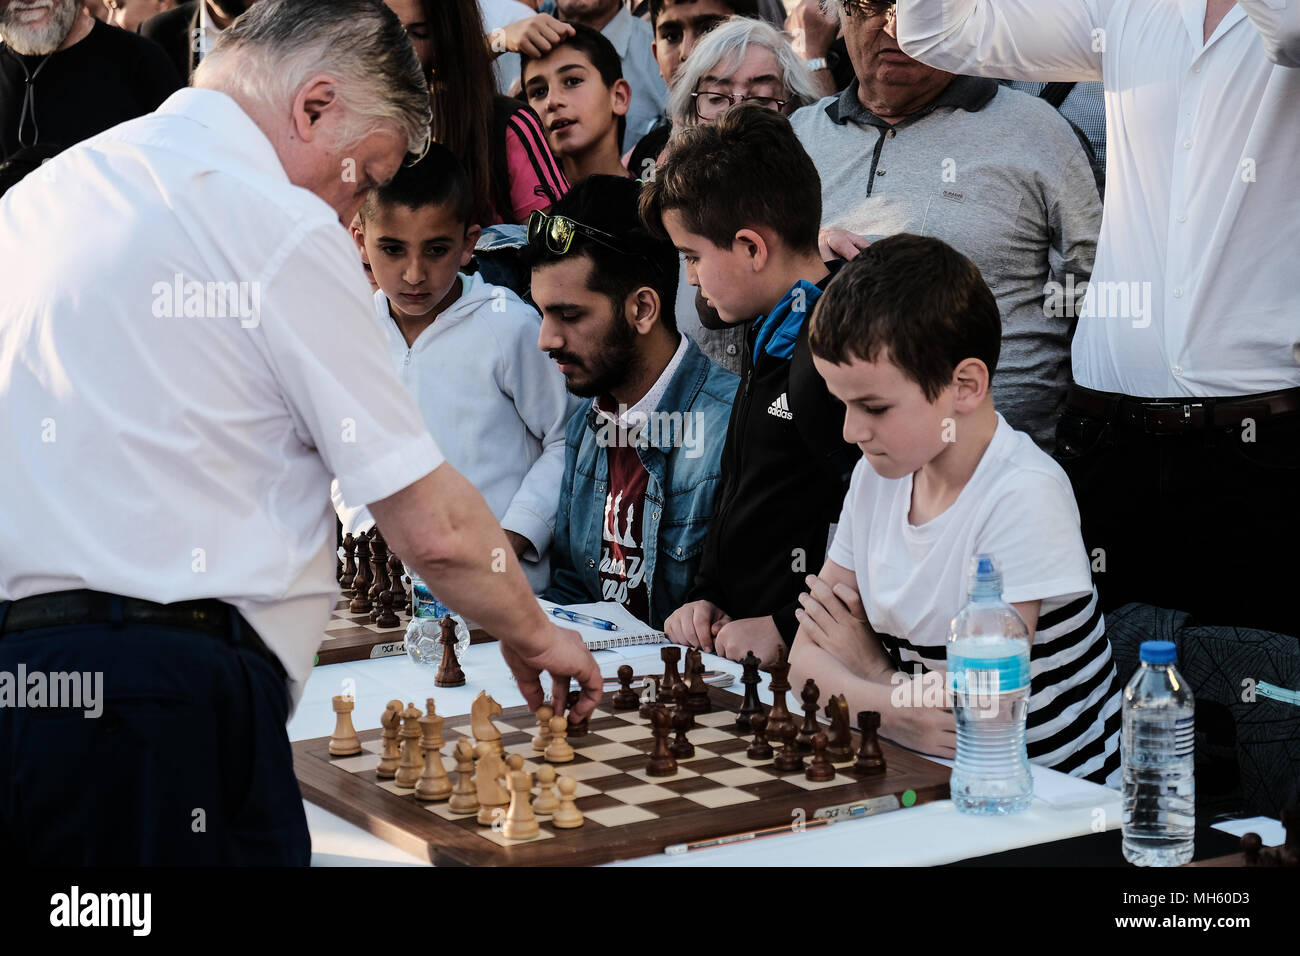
[538,599,667,651]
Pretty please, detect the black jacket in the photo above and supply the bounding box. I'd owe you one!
[140,1,199,83]
[688,265,860,645]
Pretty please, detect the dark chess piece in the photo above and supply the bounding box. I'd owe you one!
[340,532,357,595]
[805,732,836,782]
[670,700,695,759]
[747,711,773,760]
[433,615,466,687]
[773,721,805,773]
[387,552,407,617]
[765,645,795,743]
[375,584,401,628]
[348,532,373,614]
[852,710,886,776]
[796,678,820,751]
[368,530,390,622]
[1242,808,1297,867]
[671,682,694,729]
[646,705,678,777]
[612,664,639,709]
[736,650,764,731]
[660,645,684,700]
[683,647,711,714]
[565,689,589,737]
[1242,832,1263,865]
[638,676,661,718]
[825,694,854,762]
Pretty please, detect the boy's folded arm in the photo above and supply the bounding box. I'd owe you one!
[790,636,957,759]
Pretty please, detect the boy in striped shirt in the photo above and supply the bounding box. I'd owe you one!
[789,234,1121,787]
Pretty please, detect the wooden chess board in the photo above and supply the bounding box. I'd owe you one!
[317,598,493,666]
[293,687,952,866]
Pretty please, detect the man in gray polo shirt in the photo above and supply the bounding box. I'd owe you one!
[788,0,1100,449]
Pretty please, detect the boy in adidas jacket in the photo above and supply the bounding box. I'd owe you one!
[641,107,860,665]
[332,145,577,592]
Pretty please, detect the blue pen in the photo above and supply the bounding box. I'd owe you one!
[551,607,620,631]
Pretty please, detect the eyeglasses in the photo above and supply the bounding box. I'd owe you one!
[842,0,896,22]
[691,90,788,122]
[527,210,632,257]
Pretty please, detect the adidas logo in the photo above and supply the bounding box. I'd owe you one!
[766,392,793,420]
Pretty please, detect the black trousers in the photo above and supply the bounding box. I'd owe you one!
[1054,401,1299,639]
[0,602,312,865]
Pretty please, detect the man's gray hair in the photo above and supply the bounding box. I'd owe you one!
[194,0,431,157]
[667,16,822,130]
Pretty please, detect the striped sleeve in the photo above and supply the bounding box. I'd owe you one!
[1026,589,1122,788]
[503,107,569,223]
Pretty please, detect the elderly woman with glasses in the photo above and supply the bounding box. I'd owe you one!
[652,16,822,374]
[667,16,822,132]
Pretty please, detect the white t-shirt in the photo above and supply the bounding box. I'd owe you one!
[0,89,444,707]
[828,414,1120,786]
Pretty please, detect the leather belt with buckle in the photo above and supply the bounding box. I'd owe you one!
[1065,385,1300,435]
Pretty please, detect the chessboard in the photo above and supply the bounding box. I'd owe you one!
[293,685,952,866]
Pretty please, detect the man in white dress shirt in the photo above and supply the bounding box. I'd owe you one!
[893,0,1300,637]
[0,0,601,865]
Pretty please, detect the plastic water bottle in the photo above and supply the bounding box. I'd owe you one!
[404,566,470,667]
[1122,640,1195,866]
[946,554,1033,814]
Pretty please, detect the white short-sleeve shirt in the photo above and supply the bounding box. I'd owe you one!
[0,89,444,705]
[828,414,1121,784]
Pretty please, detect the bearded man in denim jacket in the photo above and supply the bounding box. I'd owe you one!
[526,175,738,628]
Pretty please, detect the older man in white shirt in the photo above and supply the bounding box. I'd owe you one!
[0,0,601,865]
[892,0,1300,637]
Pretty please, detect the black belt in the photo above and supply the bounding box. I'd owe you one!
[1066,385,1300,435]
[0,589,287,681]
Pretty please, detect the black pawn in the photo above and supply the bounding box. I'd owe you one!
[805,732,836,782]
[747,712,773,760]
[670,703,694,759]
[565,689,589,737]
[736,650,764,731]
[612,664,639,709]
[773,721,805,773]
[853,711,886,776]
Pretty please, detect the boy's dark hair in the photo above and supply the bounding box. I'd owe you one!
[809,234,1001,401]
[648,0,760,26]
[520,22,626,153]
[521,174,680,334]
[361,142,474,228]
[639,106,821,255]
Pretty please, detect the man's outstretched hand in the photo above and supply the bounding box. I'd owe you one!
[499,622,603,723]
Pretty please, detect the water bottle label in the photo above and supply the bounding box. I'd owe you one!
[948,653,1029,694]
[410,578,450,620]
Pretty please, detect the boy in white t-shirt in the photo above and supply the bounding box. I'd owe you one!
[790,234,1121,786]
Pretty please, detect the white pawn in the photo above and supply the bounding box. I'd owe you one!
[532,704,554,752]
[502,770,540,841]
[533,764,559,815]
[543,715,574,763]
[551,775,584,829]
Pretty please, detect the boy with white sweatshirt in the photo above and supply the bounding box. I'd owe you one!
[333,144,577,592]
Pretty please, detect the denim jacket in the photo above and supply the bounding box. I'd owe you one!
[543,338,738,628]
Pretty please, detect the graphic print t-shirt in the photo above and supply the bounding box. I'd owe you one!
[599,442,650,621]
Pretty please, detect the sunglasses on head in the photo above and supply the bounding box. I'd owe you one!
[527,210,632,257]
[842,0,896,20]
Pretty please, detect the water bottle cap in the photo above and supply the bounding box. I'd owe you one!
[966,553,1003,600]
[1139,640,1177,665]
